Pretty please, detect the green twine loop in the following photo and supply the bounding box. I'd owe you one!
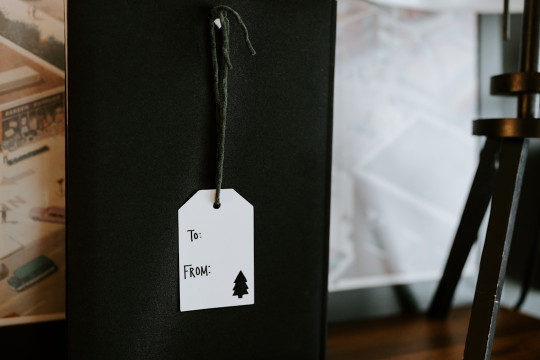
[210,5,255,208]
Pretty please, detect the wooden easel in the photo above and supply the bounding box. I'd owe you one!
[428,0,540,358]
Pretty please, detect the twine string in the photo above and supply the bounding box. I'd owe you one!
[210,5,255,208]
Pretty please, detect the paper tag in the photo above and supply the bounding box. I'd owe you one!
[178,189,254,312]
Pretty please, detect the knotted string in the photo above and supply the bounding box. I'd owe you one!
[210,5,255,208]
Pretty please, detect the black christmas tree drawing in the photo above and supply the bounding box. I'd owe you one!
[233,271,248,298]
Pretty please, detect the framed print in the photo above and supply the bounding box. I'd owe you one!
[0,1,65,327]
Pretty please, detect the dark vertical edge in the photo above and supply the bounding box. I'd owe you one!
[518,0,540,74]
[477,14,482,119]
[503,0,510,41]
[65,0,72,356]
[517,0,540,119]
[62,0,69,358]
[321,1,337,359]
[514,205,540,309]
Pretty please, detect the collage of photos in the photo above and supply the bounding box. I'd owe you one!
[0,0,65,326]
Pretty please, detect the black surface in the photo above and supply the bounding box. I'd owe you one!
[67,1,335,359]
[0,320,65,358]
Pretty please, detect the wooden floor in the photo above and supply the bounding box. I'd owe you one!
[327,307,540,359]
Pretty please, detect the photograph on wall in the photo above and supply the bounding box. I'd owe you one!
[0,0,65,326]
[329,1,480,291]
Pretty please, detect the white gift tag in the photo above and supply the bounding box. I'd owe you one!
[178,189,254,312]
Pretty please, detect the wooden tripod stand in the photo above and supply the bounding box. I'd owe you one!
[428,0,540,358]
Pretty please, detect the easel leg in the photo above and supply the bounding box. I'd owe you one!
[513,165,540,309]
[463,138,528,359]
[428,138,501,318]
[514,218,540,310]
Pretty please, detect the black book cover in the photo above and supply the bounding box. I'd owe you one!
[67,1,336,358]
